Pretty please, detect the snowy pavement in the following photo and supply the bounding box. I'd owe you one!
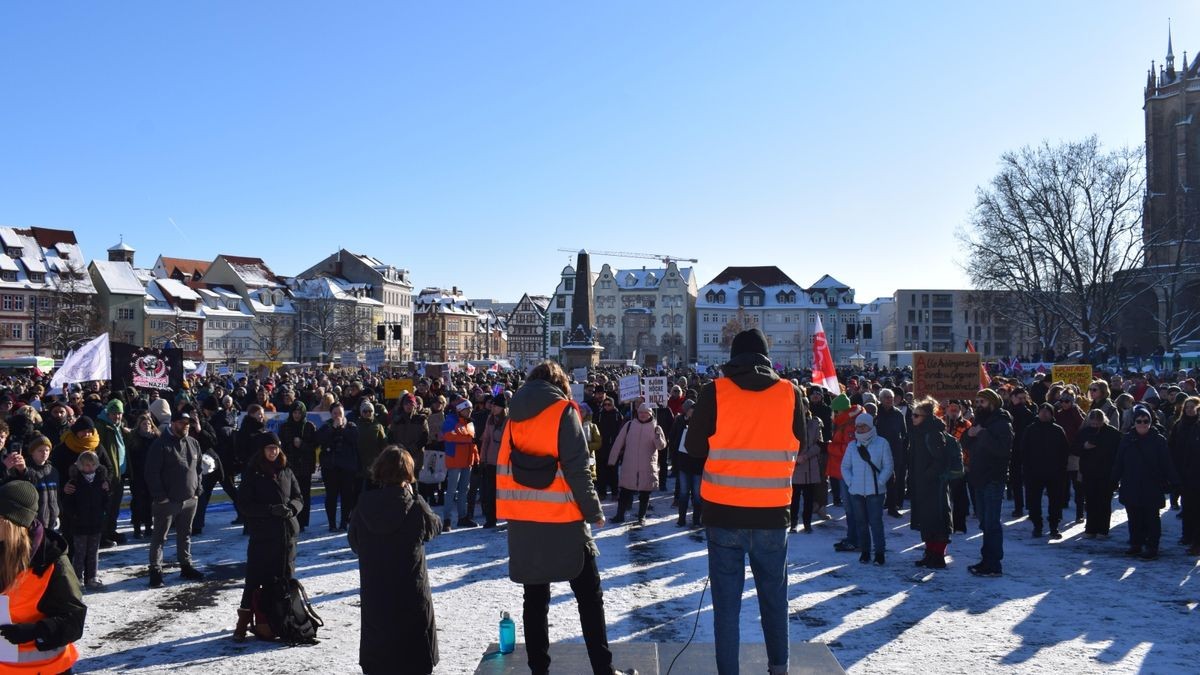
[77,489,1199,674]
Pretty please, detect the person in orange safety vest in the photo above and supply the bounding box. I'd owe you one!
[497,360,635,675]
[0,480,86,675]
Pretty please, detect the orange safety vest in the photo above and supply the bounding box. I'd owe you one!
[495,400,585,524]
[1,563,78,673]
[700,378,800,508]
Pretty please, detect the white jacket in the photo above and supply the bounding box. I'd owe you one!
[840,433,894,496]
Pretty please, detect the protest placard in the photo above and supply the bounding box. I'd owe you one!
[913,352,984,400]
[618,374,642,402]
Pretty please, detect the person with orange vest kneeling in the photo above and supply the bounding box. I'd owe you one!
[498,361,637,675]
[0,480,86,674]
[686,329,808,675]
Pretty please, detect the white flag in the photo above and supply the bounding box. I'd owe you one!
[193,362,208,377]
[50,334,111,388]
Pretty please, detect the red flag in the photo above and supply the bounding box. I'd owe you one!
[811,316,840,393]
[965,340,991,389]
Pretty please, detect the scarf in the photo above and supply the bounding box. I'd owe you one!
[63,430,100,454]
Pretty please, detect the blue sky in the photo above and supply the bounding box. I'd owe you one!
[2,2,1197,304]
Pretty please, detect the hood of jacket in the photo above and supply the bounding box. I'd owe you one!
[720,353,780,392]
[509,379,570,424]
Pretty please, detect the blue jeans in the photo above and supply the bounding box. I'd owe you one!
[443,468,472,521]
[706,527,789,674]
[849,493,885,556]
[678,470,702,519]
[840,478,858,545]
[977,481,1005,571]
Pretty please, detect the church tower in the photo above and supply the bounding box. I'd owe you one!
[1144,23,1200,266]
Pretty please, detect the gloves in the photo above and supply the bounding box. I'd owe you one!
[268,504,293,518]
[0,623,38,645]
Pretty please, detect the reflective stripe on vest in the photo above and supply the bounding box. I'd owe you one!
[3,563,79,672]
[700,378,799,508]
[495,399,585,523]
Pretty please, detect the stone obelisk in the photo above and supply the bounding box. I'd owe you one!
[560,250,604,369]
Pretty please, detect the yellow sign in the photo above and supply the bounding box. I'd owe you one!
[249,360,283,373]
[384,378,414,400]
[1052,364,1094,410]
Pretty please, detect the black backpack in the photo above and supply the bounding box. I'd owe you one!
[252,576,323,644]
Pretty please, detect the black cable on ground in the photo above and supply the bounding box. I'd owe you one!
[664,575,708,675]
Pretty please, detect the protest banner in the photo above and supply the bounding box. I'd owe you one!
[571,383,586,403]
[643,376,669,406]
[618,374,642,402]
[1052,364,1094,410]
[572,367,589,382]
[365,348,386,371]
[913,352,984,401]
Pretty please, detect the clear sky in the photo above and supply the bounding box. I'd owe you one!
[2,1,1197,304]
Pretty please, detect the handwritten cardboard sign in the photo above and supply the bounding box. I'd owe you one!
[913,352,983,401]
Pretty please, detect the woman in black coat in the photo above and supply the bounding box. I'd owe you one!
[1075,409,1122,537]
[278,402,317,531]
[907,399,954,568]
[1112,406,1179,560]
[349,445,441,675]
[1168,397,1200,553]
[233,432,303,641]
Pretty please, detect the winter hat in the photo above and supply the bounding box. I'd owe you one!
[855,412,874,427]
[149,399,172,425]
[258,432,282,451]
[861,392,878,406]
[682,399,696,413]
[105,399,124,415]
[977,389,1003,409]
[455,400,472,413]
[70,416,95,434]
[1143,386,1161,402]
[730,328,769,359]
[637,402,654,415]
[291,401,308,415]
[401,393,417,407]
[0,481,39,528]
[492,395,508,410]
[831,394,851,413]
[202,396,220,412]
[26,434,51,453]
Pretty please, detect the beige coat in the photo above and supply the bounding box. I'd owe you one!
[608,417,667,491]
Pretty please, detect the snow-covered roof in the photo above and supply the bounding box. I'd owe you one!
[154,277,201,302]
[108,240,135,252]
[0,227,95,293]
[92,260,145,295]
[806,274,851,291]
[415,288,478,317]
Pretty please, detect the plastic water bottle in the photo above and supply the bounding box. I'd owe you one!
[499,612,516,654]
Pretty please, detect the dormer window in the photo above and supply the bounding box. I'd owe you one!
[717,290,726,303]
[706,290,716,303]
[28,273,44,283]
[5,248,20,259]
[0,271,15,282]
[273,290,284,306]
[625,273,637,287]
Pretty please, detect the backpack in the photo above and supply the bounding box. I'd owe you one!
[252,576,323,644]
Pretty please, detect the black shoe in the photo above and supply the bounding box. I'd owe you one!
[926,556,947,569]
[111,532,128,545]
[1049,530,1062,540]
[612,516,625,524]
[677,517,687,527]
[1139,548,1159,560]
[968,564,1001,577]
[914,556,930,568]
[859,552,870,564]
[179,565,205,581]
[100,539,116,549]
[149,568,164,588]
[888,509,902,518]
[1011,509,1024,518]
[483,522,497,529]
[1031,528,1043,538]
[874,553,885,566]
[636,518,646,527]
[457,519,479,528]
[802,526,813,534]
[1124,546,1142,556]
[832,500,843,507]
[192,527,204,536]
[834,540,859,553]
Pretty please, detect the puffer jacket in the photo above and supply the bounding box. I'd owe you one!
[609,417,667,491]
[841,432,894,496]
[827,405,863,481]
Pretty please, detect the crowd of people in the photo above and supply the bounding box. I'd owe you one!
[0,334,1192,674]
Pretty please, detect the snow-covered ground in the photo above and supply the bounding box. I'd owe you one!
[77,487,1199,674]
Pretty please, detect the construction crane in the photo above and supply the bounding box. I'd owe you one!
[556,248,698,266]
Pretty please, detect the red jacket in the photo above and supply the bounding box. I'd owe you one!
[827,405,863,480]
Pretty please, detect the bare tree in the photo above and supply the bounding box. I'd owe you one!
[959,136,1146,355]
[251,314,296,361]
[38,264,104,357]
[1148,238,1200,349]
[964,290,1068,358]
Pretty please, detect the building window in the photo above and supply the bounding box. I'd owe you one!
[564,278,574,292]
[117,307,135,321]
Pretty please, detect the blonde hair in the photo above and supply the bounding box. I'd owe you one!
[0,519,31,594]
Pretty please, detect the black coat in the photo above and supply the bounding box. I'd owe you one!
[908,416,953,541]
[1021,420,1070,480]
[1075,424,1121,493]
[1113,429,1179,509]
[964,408,1014,488]
[278,417,317,475]
[1168,415,1200,492]
[63,465,110,536]
[348,485,441,675]
[236,463,302,585]
[875,406,908,460]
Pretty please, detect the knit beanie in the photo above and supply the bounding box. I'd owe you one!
[26,434,51,453]
[730,329,769,359]
[855,412,874,427]
[0,481,39,528]
[105,399,124,415]
[831,394,851,413]
[977,389,1003,409]
[71,416,95,433]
